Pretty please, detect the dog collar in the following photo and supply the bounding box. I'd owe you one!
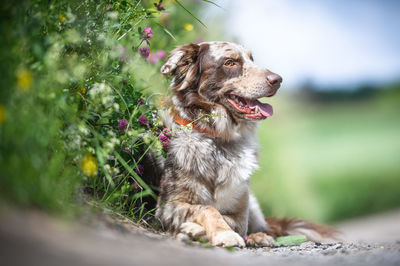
[172,112,219,138]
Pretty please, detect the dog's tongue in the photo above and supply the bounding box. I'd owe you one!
[248,99,273,117]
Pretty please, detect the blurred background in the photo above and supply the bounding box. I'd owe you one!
[201,0,400,223]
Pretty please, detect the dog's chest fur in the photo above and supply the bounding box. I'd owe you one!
[168,129,259,213]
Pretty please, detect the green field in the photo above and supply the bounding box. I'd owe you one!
[251,89,400,223]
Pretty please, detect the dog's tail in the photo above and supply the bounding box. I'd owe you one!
[266,217,341,243]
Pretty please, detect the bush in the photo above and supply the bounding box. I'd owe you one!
[0,0,214,220]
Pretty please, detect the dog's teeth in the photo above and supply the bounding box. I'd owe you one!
[255,106,259,113]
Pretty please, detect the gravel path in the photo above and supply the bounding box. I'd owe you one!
[0,209,399,266]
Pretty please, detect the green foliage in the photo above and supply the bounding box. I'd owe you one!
[0,0,212,220]
[274,235,307,247]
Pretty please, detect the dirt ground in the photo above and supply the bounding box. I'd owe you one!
[0,208,399,266]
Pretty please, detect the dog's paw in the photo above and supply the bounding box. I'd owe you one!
[179,222,207,241]
[211,230,245,248]
[246,232,275,247]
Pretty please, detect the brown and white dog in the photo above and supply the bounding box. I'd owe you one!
[155,41,337,247]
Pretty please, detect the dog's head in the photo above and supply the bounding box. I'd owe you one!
[161,41,282,137]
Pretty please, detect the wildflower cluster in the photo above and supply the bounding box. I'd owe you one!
[0,0,217,220]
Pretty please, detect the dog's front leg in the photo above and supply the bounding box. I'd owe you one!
[161,202,245,247]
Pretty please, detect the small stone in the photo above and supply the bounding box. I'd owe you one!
[340,248,349,254]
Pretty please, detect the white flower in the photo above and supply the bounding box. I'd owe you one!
[88,147,95,154]
[78,124,89,135]
[107,11,118,20]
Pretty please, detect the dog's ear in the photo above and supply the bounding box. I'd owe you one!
[161,43,210,92]
[160,43,200,76]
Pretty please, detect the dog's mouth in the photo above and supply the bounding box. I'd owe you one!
[227,93,273,120]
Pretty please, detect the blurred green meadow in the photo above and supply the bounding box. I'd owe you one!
[252,85,400,223]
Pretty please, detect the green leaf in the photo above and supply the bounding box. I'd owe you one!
[114,151,157,200]
[224,246,235,252]
[274,235,308,246]
[202,0,223,9]
[155,22,177,41]
[174,0,207,28]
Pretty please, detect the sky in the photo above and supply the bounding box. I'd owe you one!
[203,0,400,89]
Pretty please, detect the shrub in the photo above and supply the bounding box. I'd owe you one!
[0,0,215,221]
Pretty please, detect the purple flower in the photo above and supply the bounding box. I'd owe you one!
[156,50,166,60]
[142,27,153,40]
[159,134,170,149]
[162,128,171,136]
[139,47,150,58]
[156,1,164,11]
[147,53,159,64]
[138,114,148,126]
[159,135,169,142]
[122,146,131,153]
[118,119,129,133]
[137,97,145,106]
[135,165,144,176]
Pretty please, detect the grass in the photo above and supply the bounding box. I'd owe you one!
[252,90,400,223]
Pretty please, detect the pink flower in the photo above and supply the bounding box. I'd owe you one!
[159,134,170,149]
[147,53,159,64]
[142,27,153,40]
[139,47,150,58]
[138,114,148,126]
[156,50,166,60]
[159,135,169,142]
[244,234,249,242]
[106,5,112,11]
[162,128,171,136]
[118,119,129,133]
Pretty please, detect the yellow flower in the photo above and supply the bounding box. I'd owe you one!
[81,155,98,177]
[0,104,6,125]
[59,14,66,22]
[146,8,160,17]
[81,87,86,94]
[184,23,193,31]
[16,68,33,92]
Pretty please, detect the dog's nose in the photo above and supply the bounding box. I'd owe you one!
[266,71,282,86]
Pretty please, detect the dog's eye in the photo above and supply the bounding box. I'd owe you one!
[224,59,235,67]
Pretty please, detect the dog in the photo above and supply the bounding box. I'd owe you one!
[154,41,338,247]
